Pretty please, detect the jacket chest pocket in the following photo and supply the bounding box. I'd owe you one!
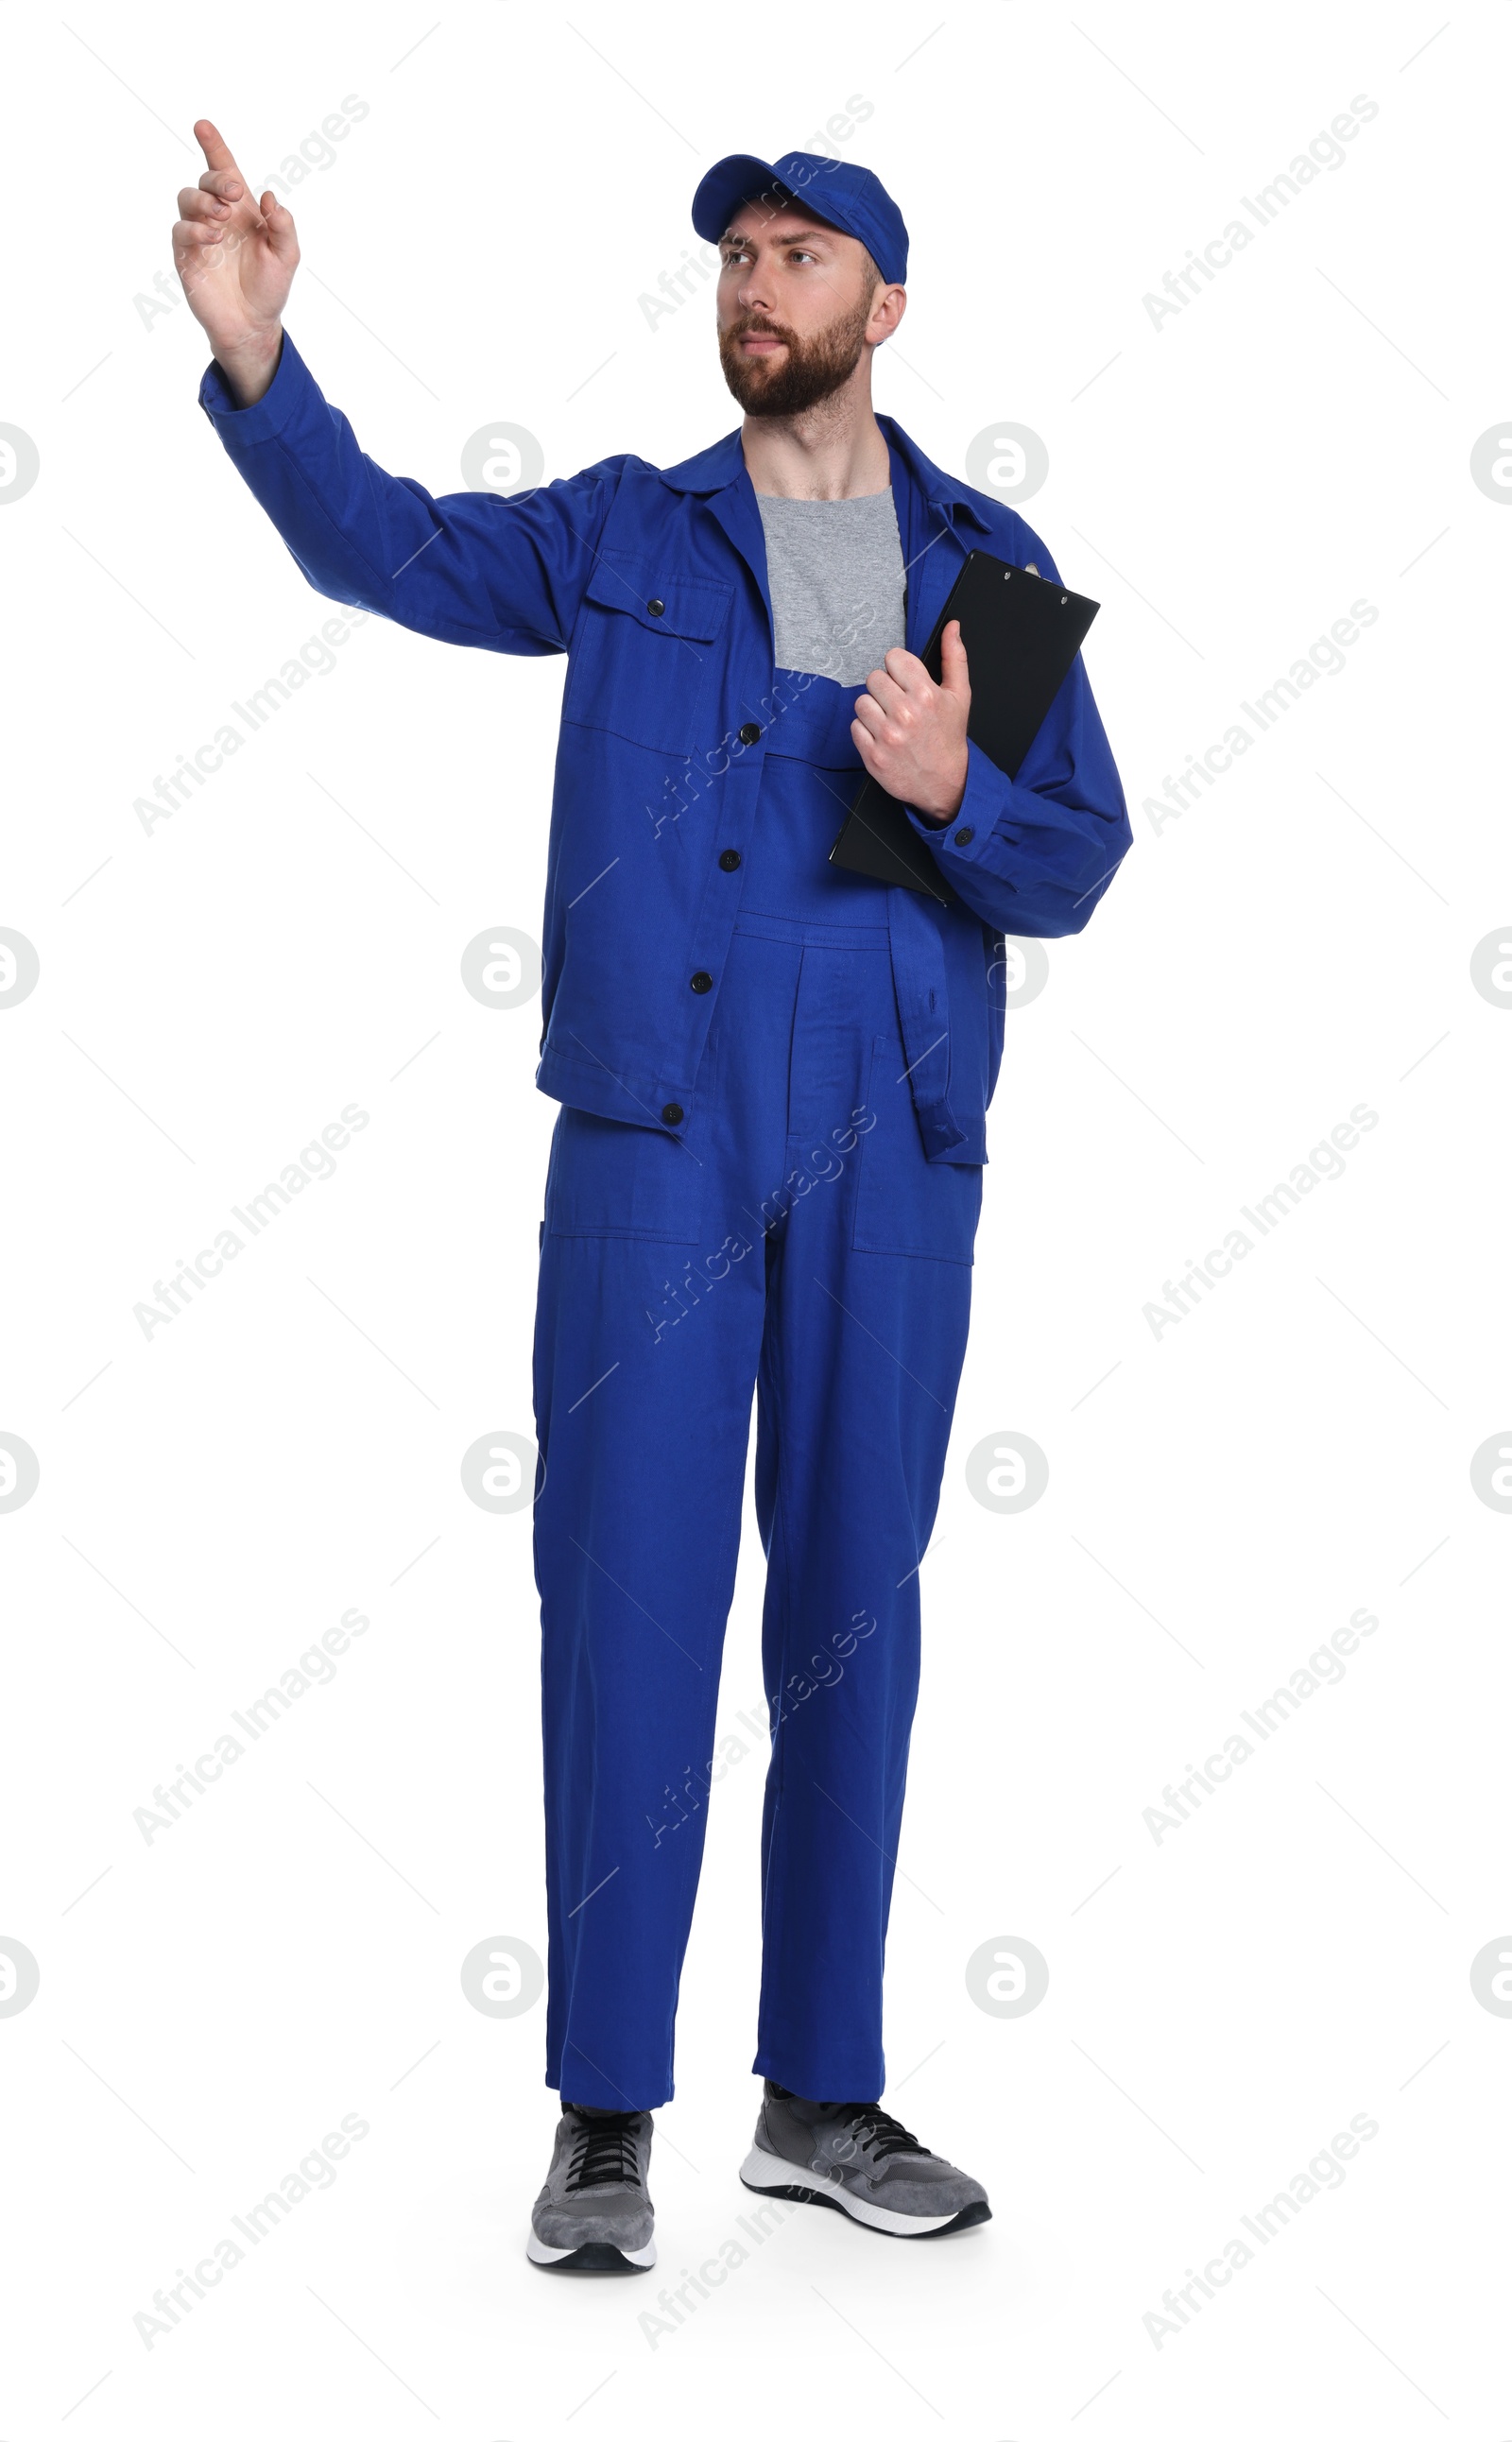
[563,550,732,756]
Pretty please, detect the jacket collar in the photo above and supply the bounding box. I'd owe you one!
[656,415,993,536]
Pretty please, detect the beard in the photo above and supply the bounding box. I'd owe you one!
[718,287,875,417]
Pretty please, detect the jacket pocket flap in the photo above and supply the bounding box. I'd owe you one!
[583,551,731,642]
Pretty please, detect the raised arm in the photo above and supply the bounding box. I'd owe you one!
[174,120,612,654]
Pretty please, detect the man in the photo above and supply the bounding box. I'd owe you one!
[174,125,1130,2274]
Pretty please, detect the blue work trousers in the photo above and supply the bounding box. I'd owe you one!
[532,675,983,2108]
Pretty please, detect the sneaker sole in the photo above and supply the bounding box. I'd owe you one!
[526,2233,657,2274]
[739,2145,990,2239]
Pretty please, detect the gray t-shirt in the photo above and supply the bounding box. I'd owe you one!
[755,489,906,686]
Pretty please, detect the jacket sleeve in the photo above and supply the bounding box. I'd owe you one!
[198,331,613,656]
[902,530,1132,937]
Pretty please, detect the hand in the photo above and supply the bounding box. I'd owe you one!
[173,120,300,406]
[851,621,971,822]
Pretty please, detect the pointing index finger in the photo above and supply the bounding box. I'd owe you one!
[194,117,241,178]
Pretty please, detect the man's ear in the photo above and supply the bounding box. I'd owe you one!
[869,283,906,344]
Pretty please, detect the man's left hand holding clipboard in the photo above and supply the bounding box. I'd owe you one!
[849,619,971,826]
[848,565,1041,827]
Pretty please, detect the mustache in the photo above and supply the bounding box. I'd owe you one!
[726,315,795,343]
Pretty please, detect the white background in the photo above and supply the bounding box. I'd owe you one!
[3,2,1508,2433]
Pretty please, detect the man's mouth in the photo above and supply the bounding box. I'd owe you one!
[739,332,787,353]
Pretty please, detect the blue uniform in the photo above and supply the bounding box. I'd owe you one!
[199,338,1131,2106]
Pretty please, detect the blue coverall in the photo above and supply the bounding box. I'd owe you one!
[200,337,1131,2105]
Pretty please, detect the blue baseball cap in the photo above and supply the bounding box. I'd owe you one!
[692,151,908,286]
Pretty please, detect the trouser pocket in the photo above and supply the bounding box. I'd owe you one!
[850,1035,983,1263]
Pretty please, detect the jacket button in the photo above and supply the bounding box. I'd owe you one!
[689,970,713,993]
[738,722,762,745]
[647,597,665,616]
[718,849,741,870]
[954,825,974,846]
[662,1101,683,1126]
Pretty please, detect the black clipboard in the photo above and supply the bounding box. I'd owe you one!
[829,551,1100,903]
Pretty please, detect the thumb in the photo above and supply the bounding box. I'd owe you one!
[939,619,971,699]
[259,195,300,260]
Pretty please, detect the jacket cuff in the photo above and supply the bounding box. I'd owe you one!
[198,330,312,447]
[903,738,1004,870]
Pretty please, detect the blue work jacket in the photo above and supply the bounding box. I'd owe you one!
[199,335,1130,1163]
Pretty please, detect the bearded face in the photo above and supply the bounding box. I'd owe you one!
[717,276,877,418]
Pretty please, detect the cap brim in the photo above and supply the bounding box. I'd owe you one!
[691,153,798,245]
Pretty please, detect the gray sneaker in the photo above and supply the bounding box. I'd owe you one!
[527,2104,657,2273]
[740,2081,990,2238]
